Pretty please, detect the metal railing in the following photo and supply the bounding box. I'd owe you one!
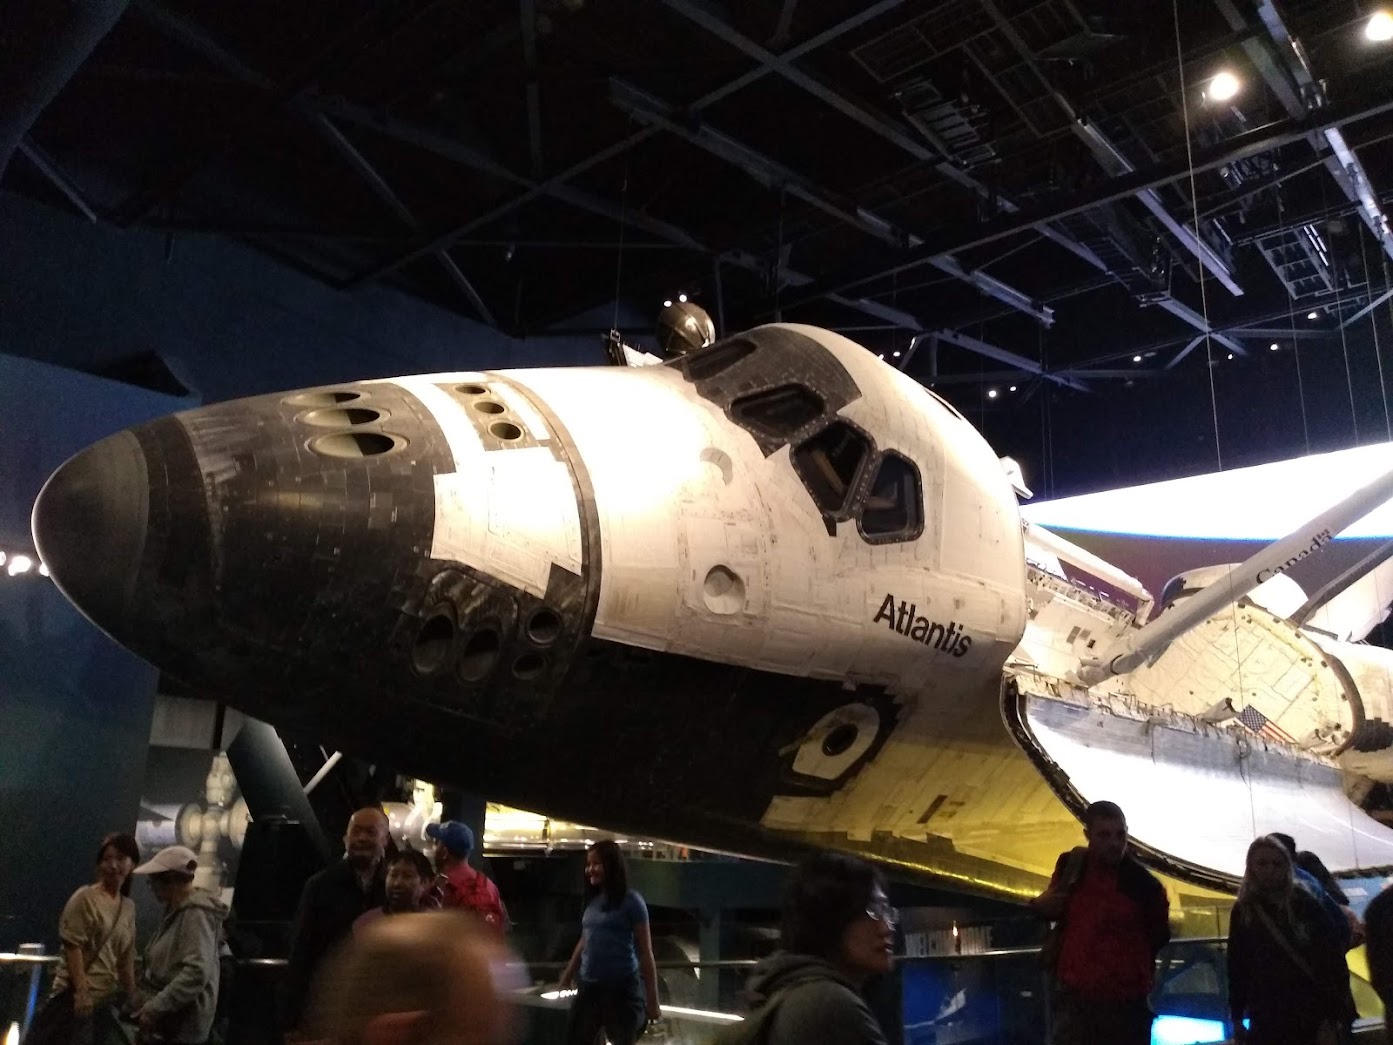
[4,938,1384,1045]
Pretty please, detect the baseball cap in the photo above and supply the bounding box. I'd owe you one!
[133,845,198,876]
[425,821,474,857]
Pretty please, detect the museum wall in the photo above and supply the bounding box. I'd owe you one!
[0,354,189,949]
[0,191,609,407]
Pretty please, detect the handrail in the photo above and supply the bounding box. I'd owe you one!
[0,936,1229,973]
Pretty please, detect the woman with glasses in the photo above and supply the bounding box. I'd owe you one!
[739,852,895,1044]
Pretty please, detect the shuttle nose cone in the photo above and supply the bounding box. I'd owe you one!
[32,430,149,632]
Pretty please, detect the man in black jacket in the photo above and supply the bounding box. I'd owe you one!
[282,807,390,1034]
[1029,801,1170,1045]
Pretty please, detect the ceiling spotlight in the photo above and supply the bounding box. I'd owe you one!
[1207,70,1241,102]
[877,353,885,359]
[1270,343,1280,351]
[678,293,688,303]
[8,555,33,577]
[663,299,672,307]
[39,563,49,577]
[1009,385,1018,392]
[987,388,999,399]
[1307,310,1319,320]
[1227,352,1235,360]
[1132,354,1142,363]
[1367,10,1393,42]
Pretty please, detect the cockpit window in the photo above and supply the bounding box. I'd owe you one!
[674,337,757,381]
[859,452,923,542]
[731,384,825,440]
[793,421,870,517]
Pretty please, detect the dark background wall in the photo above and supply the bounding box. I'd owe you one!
[0,191,609,405]
[0,353,182,949]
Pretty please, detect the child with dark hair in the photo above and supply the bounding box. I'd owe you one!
[26,833,141,1045]
[354,850,436,934]
[559,840,660,1045]
[738,852,893,1045]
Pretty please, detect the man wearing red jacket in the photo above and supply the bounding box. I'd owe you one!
[1029,801,1171,1045]
[426,820,508,934]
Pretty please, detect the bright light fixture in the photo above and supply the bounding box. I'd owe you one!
[1226,352,1234,360]
[8,555,33,576]
[1133,354,1142,363]
[1270,343,1279,351]
[892,350,901,357]
[663,300,672,307]
[1366,10,1393,42]
[7,1021,20,1045]
[1009,385,1018,392]
[678,294,688,303]
[987,388,999,399]
[39,563,50,577]
[1307,310,1319,320]
[1207,70,1241,102]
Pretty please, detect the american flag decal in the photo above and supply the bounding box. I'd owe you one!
[1238,705,1295,744]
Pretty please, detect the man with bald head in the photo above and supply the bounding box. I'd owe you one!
[283,807,392,1034]
[309,912,521,1045]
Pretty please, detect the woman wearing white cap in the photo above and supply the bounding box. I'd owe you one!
[129,846,229,1044]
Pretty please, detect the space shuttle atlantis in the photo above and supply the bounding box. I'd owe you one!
[31,323,1393,902]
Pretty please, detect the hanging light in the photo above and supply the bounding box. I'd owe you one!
[1366,11,1393,42]
[1206,71,1241,102]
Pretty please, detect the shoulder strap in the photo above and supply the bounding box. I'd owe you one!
[1249,903,1319,983]
[85,897,125,973]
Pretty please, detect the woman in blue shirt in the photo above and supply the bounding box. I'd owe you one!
[559,840,661,1044]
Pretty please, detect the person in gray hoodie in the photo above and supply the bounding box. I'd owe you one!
[739,853,895,1045]
[129,846,229,1045]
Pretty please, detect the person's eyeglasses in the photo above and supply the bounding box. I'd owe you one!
[865,902,899,926]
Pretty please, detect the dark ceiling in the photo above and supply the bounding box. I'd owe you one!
[6,0,1393,491]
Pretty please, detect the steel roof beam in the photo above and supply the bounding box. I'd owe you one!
[1216,0,1393,263]
[779,83,1393,310]
[356,0,910,285]
[520,0,543,178]
[609,79,1055,325]
[660,0,1112,277]
[978,0,1243,298]
[310,115,496,325]
[932,328,1090,392]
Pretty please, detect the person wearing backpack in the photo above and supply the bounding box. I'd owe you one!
[1029,800,1170,1045]
[722,852,893,1045]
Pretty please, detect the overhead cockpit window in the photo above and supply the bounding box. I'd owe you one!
[859,452,924,542]
[731,384,825,440]
[793,421,870,517]
[675,337,757,381]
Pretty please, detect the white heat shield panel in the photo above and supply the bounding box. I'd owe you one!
[1019,694,1393,882]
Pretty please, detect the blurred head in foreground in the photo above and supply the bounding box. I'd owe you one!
[310,911,522,1045]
